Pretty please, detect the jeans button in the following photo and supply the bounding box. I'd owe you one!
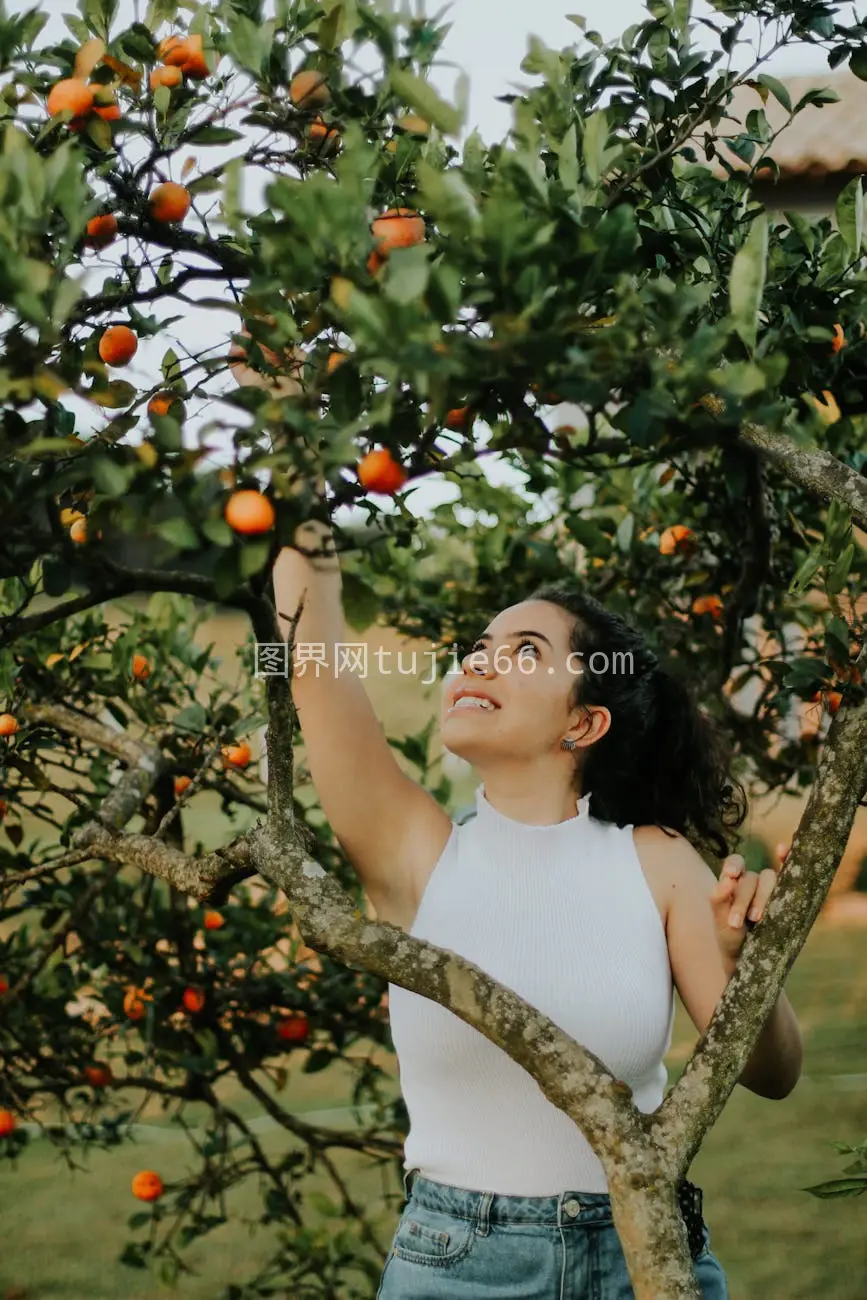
[564,1197,582,1218]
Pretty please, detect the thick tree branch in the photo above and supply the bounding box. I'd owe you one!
[738,420,867,533]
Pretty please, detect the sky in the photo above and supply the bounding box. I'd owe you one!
[28,0,833,526]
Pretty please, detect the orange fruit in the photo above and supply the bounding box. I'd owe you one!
[371,207,425,255]
[290,70,330,109]
[277,1014,310,1043]
[47,77,94,119]
[366,248,386,277]
[150,65,183,90]
[179,35,210,79]
[174,775,192,797]
[445,405,472,431]
[132,653,150,681]
[327,350,349,374]
[224,489,275,535]
[357,448,408,495]
[308,116,340,154]
[148,181,191,224]
[60,507,85,527]
[123,986,149,1020]
[69,517,89,544]
[131,1170,164,1202]
[84,214,118,249]
[157,34,188,63]
[0,714,19,737]
[659,524,694,556]
[0,1110,17,1137]
[182,987,205,1013]
[0,973,8,991]
[825,690,843,715]
[94,99,121,121]
[98,324,138,367]
[203,910,224,930]
[148,391,182,418]
[221,741,251,770]
[84,1063,113,1088]
[691,594,723,620]
[831,323,846,354]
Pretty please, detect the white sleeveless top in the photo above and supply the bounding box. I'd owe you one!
[386,784,675,1195]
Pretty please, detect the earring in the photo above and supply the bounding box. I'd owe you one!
[561,738,577,751]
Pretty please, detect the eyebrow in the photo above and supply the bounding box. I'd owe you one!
[472,630,554,649]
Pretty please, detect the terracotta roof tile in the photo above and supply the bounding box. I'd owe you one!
[684,69,867,180]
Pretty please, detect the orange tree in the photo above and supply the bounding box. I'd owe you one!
[1,0,867,1295]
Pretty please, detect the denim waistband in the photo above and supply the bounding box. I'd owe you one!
[401,1168,620,1229]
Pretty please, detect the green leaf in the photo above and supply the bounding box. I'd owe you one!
[91,454,136,496]
[341,571,379,632]
[175,702,207,733]
[729,211,768,352]
[389,67,462,136]
[708,361,767,398]
[557,123,579,195]
[850,48,867,82]
[302,1049,335,1073]
[789,546,823,595]
[583,110,609,187]
[185,126,244,145]
[803,1176,867,1198]
[42,557,70,597]
[756,74,792,113]
[155,517,200,550]
[381,244,430,305]
[826,542,855,595]
[201,517,234,547]
[835,177,863,259]
[238,540,271,579]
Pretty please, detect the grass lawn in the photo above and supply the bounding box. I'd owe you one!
[1,923,865,1299]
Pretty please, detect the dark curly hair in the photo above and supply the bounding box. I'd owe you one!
[528,580,747,859]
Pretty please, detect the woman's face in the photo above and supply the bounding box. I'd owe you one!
[441,600,603,766]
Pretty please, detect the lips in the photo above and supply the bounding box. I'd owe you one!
[448,688,499,710]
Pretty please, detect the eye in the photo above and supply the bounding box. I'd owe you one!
[517,639,541,659]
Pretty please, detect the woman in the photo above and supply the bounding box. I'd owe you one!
[274,482,760,1298]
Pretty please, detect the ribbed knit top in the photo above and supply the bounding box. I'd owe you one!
[386,784,675,1195]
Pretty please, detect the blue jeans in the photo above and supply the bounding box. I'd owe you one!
[376,1169,729,1299]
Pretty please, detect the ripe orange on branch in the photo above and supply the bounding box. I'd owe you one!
[84,214,118,249]
[123,986,150,1020]
[132,653,151,681]
[307,116,340,154]
[290,70,330,108]
[148,391,183,418]
[203,910,224,930]
[221,741,252,770]
[182,987,205,1013]
[445,405,472,431]
[659,524,694,555]
[148,181,191,224]
[174,775,192,797]
[131,1170,164,1202]
[84,1063,113,1088]
[0,1110,17,1136]
[371,207,426,255]
[98,325,137,367]
[277,1013,310,1043]
[357,448,408,495]
[224,489,275,535]
[0,714,19,736]
[47,77,94,119]
[691,594,723,621]
[150,65,183,90]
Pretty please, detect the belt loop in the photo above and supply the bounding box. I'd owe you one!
[402,1167,419,1201]
[476,1190,493,1237]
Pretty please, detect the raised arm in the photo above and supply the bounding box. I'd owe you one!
[272,503,451,928]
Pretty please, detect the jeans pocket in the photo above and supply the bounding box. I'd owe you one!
[392,1203,476,1267]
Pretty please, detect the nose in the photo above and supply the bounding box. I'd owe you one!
[460,646,494,677]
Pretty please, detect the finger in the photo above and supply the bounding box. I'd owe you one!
[726,875,759,928]
[712,855,745,897]
[746,869,778,922]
